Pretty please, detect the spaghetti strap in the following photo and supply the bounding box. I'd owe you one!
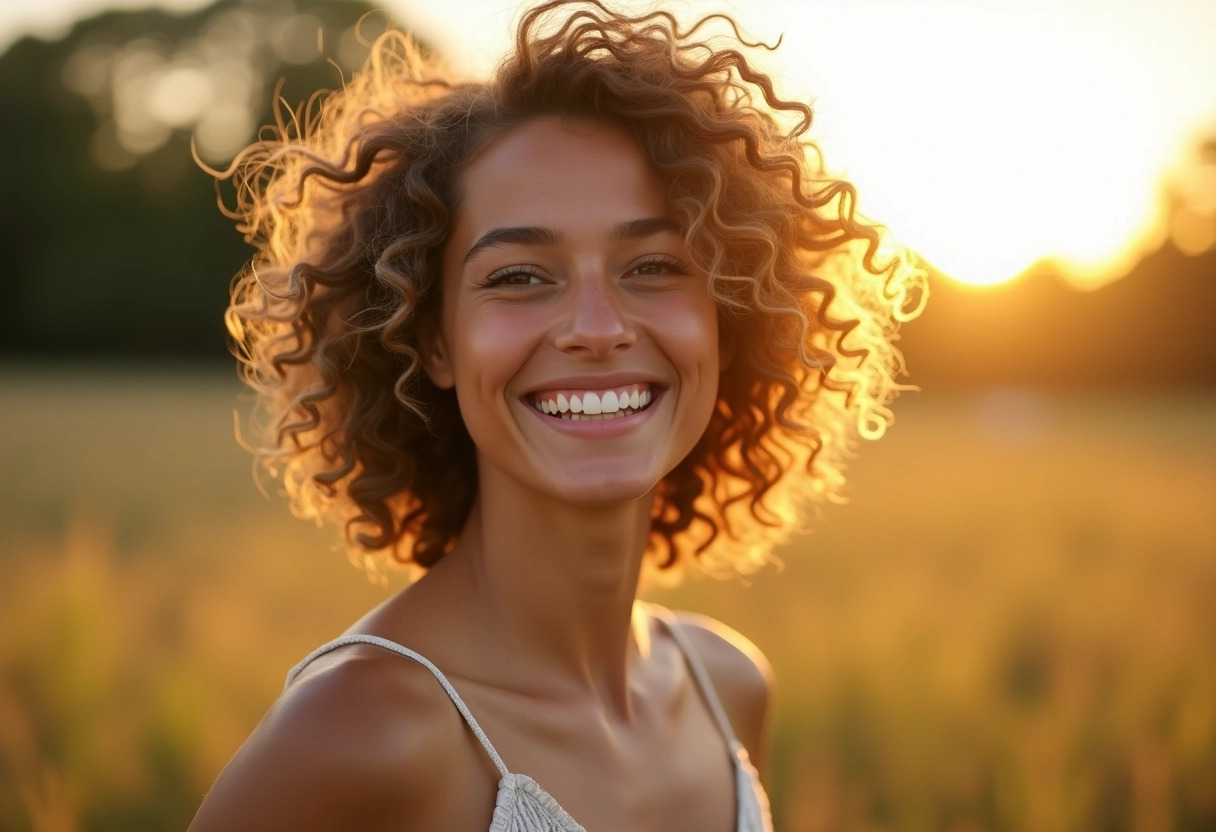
[285,634,511,778]
[648,605,743,749]
[648,605,775,831]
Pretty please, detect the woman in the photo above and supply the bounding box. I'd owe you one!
[190,2,922,829]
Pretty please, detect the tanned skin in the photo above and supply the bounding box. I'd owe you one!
[189,118,773,832]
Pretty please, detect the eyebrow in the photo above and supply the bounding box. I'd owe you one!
[611,216,681,241]
[462,216,681,264]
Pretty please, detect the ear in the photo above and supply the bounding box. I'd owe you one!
[419,321,455,390]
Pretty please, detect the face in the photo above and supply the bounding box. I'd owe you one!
[426,116,721,507]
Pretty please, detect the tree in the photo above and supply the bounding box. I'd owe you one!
[0,0,409,361]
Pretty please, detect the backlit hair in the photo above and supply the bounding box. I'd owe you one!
[214,0,925,582]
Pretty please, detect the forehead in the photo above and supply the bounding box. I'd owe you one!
[452,117,667,239]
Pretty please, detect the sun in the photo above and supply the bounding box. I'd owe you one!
[735,0,1209,290]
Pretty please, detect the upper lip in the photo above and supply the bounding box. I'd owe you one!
[520,373,664,394]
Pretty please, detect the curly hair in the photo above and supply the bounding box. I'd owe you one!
[213,0,925,582]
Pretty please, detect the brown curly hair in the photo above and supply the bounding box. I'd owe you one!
[213,0,925,582]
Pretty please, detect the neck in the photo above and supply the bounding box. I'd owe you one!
[426,467,654,713]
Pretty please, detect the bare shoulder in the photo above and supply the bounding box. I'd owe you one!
[188,643,473,832]
[669,611,774,771]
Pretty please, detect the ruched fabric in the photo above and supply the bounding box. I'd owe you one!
[488,773,585,832]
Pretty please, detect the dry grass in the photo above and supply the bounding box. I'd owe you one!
[1,368,1213,831]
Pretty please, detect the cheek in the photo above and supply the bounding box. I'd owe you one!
[641,293,722,449]
[446,306,542,407]
[655,293,721,375]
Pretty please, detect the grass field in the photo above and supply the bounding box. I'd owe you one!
[1,367,1213,831]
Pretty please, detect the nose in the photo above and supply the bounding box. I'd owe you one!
[552,270,636,357]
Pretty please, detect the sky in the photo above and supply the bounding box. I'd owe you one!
[2,0,1214,289]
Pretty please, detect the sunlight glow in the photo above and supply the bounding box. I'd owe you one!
[391,0,1216,290]
[748,0,1212,289]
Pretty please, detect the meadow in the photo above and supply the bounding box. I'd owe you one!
[1,367,1213,831]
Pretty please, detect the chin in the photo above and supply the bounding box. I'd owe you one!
[545,467,663,508]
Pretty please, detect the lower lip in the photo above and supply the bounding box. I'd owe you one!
[522,392,662,438]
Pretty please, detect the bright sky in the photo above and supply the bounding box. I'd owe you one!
[3,0,1214,289]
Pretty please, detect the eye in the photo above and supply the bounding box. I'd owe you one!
[627,256,689,277]
[480,265,547,287]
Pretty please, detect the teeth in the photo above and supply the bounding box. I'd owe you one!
[531,385,657,418]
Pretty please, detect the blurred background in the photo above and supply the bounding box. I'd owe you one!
[0,0,1212,830]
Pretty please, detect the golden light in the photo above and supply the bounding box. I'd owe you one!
[394,0,1216,291]
[753,0,1211,290]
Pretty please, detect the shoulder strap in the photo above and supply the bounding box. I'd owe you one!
[648,606,741,748]
[285,634,511,778]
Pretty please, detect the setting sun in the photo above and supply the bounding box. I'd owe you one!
[764,0,1203,289]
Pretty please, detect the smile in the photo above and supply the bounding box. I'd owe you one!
[529,383,657,421]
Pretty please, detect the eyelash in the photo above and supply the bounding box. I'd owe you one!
[478,256,689,287]
[480,265,546,287]
[629,256,689,277]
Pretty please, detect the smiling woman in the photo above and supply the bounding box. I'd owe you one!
[192,1,922,830]
[427,118,724,510]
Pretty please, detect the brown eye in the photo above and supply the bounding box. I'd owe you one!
[481,266,547,287]
[628,257,687,277]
